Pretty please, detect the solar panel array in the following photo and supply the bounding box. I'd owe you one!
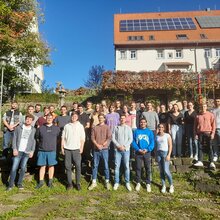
[195,16,220,28]
[120,17,196,32]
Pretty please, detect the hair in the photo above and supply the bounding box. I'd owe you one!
[71,111,79,116]
[158,123,167,132]
[43,106,49,111]
[120,113,126,118]
[25,114,34,120]
[27,105,34,109]
[140,118,147,123]
[87,101,93,104]
[46,113,53,118]
[35,104,41,107]
[98,113,105,118]
[78,104,84,108]
[72,102,78,105]
[49,105,54,108]
[109,104,115,112]
[11,101,18,104]
[61,105,67,109]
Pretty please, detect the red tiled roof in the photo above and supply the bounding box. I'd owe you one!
[114,10,220,47]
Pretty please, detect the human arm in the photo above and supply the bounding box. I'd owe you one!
[80,125,86,154]
[166,134,172,161]
[12,127,18,156]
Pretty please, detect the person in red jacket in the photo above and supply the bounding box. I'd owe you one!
[194,103,216,169]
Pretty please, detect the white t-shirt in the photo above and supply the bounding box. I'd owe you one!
[18,125,32,152]
[156,133,170,152]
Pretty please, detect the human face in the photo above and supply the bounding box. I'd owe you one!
[160,105,166,112]
[95,104,100,112]
[201,104,207,113]
[120,116,126,125]
[61,107,67,115]
[73,103,78,110]
[46,115,53,124]
[131,102,136,110]
[50,106,55,113]
[78,106,83,113]
[25,117,33,126]
[140,103,145,109]
[215,99,220,107]
[28,107,34,114]
[123,105,128,113]
[173,104,178,112]
[35,105,41,113]
[110,106,115,113]
[87,102,92,109]
[158,124,165,133]
[98,115,105,124]
[140,119,147,129]
[44,108,50,116]
[188,102,194,110]
[147,103,152,111]
[183,101,188,108]
[11,102,18,110]
[71,114,78,122]
[168,103,173,111]
[116,101,121,108]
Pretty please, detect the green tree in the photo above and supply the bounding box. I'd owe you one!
[84,65,105,90]
[0,0,51,99]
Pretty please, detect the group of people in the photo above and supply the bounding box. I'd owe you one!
[1,98,219,193]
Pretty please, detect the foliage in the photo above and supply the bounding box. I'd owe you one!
[102,70,220,92]
[15,93,59,103]
[41,80,54,94]
[84,65,105,90]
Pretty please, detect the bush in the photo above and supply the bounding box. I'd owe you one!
[15,93,59,103]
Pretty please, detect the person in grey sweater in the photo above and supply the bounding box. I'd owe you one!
[7,114,36,191]
[112,114,133,191]
[141,102,159,133]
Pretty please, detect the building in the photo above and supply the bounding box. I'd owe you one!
[114,9,220,73]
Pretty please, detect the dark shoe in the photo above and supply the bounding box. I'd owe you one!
[17,184,24,190]
[66,185,73,191]
[35,182,44,189]
[48,183,54,188]
[76,184,81,191]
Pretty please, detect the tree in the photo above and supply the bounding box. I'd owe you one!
[84,65,105,90]
[0,0,51,100]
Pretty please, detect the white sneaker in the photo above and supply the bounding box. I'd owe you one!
[113,183,119,191]
[105,182,111,190]
[210,162,216,169]
[126,183,132,192]
[190,154,193,159]
[194,155,198,161]
[213,156,218,162]
[169,185,174,194]
[88,182,97,190]
[146,184,151,193]
[194,161,204,167]
[135,183,141,191]
[161,185,166,193]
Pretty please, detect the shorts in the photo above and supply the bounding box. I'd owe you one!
[37,151,57,166]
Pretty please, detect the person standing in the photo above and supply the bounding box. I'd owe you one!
[2,101,23,158]
[61,112,85,191]
[194,103,216,169]
[184,102,198,160]
[7,114,36,190]
[155,123,174,194]
[141,102,159,134]
[115,100,123,116]
[49,105,57,120]
[132,118,155,192]
[22,105,38,127]
[112,114,133,191]
[168,104,184,157]
[88,114,112,190]
[36,114,60,188]
[34,104,43,118]
[212,98,220,162]
[36,107,50,128]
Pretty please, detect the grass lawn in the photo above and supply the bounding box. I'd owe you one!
[0,166,219,220]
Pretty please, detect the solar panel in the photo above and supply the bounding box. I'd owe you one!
[119,17,196,32]
[195,16,220,28]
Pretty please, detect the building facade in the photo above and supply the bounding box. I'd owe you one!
[114,10,220,73]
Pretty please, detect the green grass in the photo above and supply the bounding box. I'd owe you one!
[0,168,219,220]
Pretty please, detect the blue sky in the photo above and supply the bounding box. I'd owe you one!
[39,0,220,90]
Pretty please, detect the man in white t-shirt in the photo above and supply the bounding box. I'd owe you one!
[61,112,85,191]
[7,114,36,191]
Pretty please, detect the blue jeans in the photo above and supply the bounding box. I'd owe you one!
[3,130,14,150]
[213,129,220,158]
[114,150,130,184]
[92,149,109,180]
[157,150,173,186]
[9,152,29,187]
[186,124,198,157]
[171,124,183,157]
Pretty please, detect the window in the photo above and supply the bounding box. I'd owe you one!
[149,35,155,41]
[216,49,220,57]
[128,36,144,41]
[204,48,212,58]
[200,34,207,39]
[120,50,127,59]
[175,50,183,58]
[176,34,188,40]
[157,50,164,59]
[168,52,173,59]
[130,50,137,59]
